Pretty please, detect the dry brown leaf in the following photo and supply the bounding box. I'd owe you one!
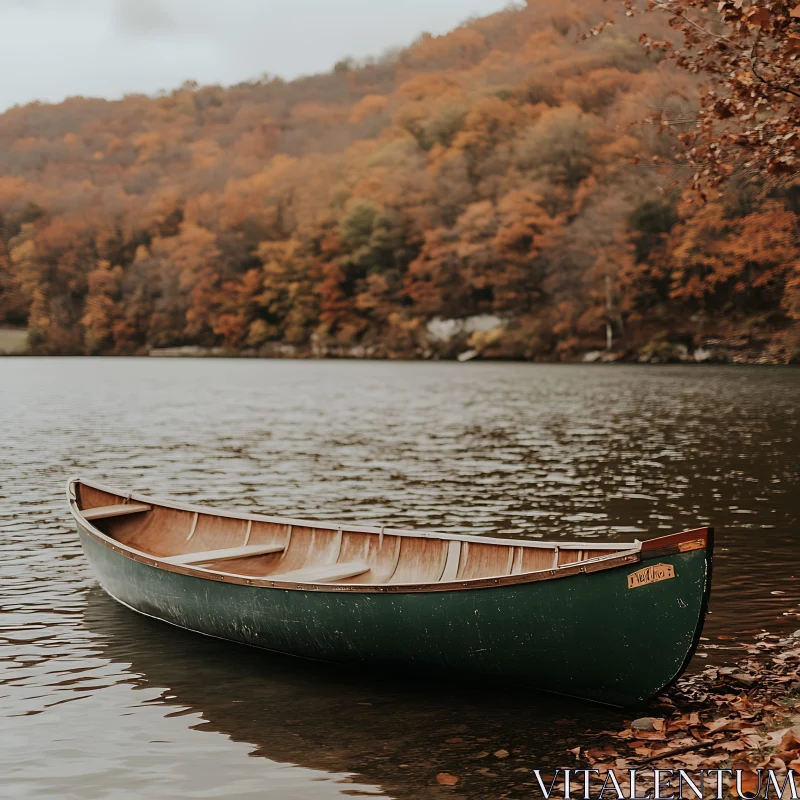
[717,740,747,752]
[674,753,705,768]
[634,731,667,741]
[767,727,798,747]
[745,7,771,28]
[732,763,759,797]
[742,734,767,749]
[791,4,800,17]
[730,693,753,712]
[780,729,800,751]
[705,717,732,733]
[494,749,510,759]
[436,773,459,786]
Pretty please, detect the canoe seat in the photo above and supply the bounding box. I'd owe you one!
[270,561,370,584]
[82,503,151,521]
[164,543,285,566]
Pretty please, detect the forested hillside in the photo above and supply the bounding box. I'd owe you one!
[0,0,798,361]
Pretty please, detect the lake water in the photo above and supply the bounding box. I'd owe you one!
[1,359,798,799]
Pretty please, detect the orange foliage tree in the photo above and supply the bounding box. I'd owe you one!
[0,0,797,361]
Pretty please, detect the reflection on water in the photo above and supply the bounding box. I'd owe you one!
[81,589,616,800]
[1,359,798,798]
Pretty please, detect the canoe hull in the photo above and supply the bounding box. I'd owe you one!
[76,521,711,706]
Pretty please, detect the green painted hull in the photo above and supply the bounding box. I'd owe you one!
[77,524,711,706]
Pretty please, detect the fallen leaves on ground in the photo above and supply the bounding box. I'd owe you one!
[567,631,800,797]
[436,772,459,786]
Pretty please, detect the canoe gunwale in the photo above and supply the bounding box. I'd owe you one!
[66,476,711,595]
[69,476,627,550]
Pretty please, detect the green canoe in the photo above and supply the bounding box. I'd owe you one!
[67,477,713,706]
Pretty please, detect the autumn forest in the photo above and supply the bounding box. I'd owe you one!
[0,0,798,362]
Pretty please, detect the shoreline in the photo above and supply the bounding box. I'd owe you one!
[563,631,800,797]
[2,326,796,364]
[1,352,796,366]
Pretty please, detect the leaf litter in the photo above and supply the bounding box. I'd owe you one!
[566,631,800,797]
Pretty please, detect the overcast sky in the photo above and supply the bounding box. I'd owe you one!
[0,0,511,111]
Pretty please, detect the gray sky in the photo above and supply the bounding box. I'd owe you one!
[0,0,511,111]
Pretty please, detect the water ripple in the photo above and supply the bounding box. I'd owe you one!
[1,359,798,798]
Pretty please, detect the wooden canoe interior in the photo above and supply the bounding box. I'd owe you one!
[75,483,634,587]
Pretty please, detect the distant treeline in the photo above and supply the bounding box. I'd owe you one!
[0,0,798,362]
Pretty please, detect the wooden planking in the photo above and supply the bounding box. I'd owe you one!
[387,537,448,584]
[457,541,514,581]
[78,485,125,511]
[519,547,557,574]
[73,478,646,552]
[183,514,249,553]
[337,531,402,584]
[262,525,342,576]
[74,480,638,585]
[270,560,370,584]
[106,505,191,557]
[191,521,295,577]
[245,520,294,548]
[164,543,285,566]
[558,548,583,567]
[83,504,151,521]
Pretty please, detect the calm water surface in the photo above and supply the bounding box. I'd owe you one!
[1,359,798,799]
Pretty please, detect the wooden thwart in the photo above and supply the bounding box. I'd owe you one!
[270,560,370,584]
[83,504,151,521]
[164,543,285,566]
